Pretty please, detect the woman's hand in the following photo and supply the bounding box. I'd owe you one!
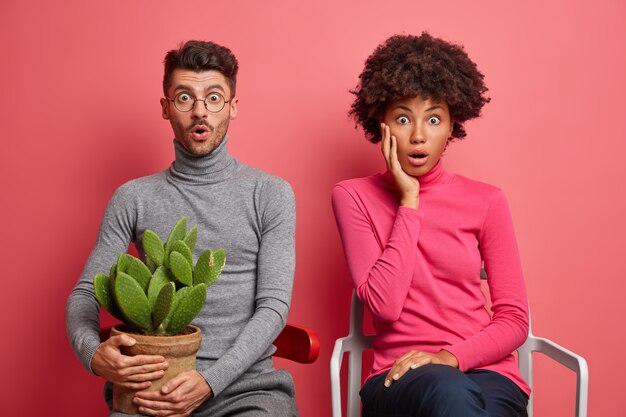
[384,349,459,388]
[380,123,420,209]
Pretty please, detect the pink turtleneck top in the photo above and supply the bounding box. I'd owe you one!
[332,161,530,395]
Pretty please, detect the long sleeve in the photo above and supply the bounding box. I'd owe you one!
[199,179,296,396]
[66,184,136,373]
[445,190,529,371]
[332,184,423,322]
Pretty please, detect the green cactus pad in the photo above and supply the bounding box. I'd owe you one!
[116,253,131,274]
[113,272,152,330]
[143,229,165,266]
[147,266,173,309]
[183,226,198,253]
[165,283,207,335]
[171,240,193,267]
[146,257,157,273]
[125,255,152,293]
[162,286,191,330]
[169,250,193,286]
[194,248,226,287]
[93,216,224,336]
[109,263,117,278]
[164,217,187,258]
[93,274,125,322]
[152,281,175,330]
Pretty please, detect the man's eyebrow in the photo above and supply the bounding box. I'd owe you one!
[173,84,226,93]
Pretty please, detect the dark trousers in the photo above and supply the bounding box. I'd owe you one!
[360,364,528,417]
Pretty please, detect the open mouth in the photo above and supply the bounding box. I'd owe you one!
[409,151,428,159]
[408,151,429,166]
[189,125,209,141]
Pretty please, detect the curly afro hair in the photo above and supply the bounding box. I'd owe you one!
[349,32,490,143]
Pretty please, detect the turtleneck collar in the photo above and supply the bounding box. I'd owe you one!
[168,135,237,185]
[415,160,451,188]
[383,160,452,190]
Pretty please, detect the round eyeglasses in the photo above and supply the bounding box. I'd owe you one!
[166,91,231,113]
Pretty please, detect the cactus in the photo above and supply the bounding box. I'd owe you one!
[93,217,226,336]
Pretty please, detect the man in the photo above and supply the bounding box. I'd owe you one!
[66,40,298,417]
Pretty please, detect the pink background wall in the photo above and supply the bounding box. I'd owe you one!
[2,1,624,416]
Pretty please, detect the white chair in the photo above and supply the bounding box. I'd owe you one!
[330,283,589,417]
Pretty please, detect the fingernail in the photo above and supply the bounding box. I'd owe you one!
[384,380,390,387]
[410,364,418,369]
[392,373,400,380]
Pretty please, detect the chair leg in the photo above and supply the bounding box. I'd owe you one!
[347,351,362,417]
[518,345,534,417]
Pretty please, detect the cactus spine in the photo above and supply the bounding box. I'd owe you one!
[93,217,226,336]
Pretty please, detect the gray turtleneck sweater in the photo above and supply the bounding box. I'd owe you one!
[66,137,296,397]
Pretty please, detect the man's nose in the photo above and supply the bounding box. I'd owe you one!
[191,99,208,118]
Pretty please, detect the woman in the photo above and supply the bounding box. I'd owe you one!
[332,33,530,417]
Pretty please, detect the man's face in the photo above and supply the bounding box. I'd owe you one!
[161,69,238,156]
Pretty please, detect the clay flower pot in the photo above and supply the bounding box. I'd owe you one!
[111,324,202,415]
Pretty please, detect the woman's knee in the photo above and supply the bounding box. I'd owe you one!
[411,364,481,399]
[400,365,487,416]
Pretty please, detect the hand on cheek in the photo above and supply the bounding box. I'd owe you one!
[380,123,420,209]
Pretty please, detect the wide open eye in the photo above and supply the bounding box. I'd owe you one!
[428,116,441,125]
[396,116,410,125]
[207,93,223,103]
[176,92,192,102]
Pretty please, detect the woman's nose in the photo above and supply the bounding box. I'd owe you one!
[410,125,426,143]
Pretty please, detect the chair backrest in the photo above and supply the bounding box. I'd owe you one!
[274,323,320,363]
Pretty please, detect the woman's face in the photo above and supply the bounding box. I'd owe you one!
[382,95,453,177]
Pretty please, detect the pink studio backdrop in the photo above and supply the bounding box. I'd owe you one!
[2,1,624,416]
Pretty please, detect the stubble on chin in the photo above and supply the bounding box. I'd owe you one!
[176,118,229,156]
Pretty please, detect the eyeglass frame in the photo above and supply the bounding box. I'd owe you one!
[165,91,233,113]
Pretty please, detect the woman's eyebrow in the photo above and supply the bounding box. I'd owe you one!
[394,105,413,112]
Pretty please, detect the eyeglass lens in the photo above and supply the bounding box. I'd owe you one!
[174,92,226,112]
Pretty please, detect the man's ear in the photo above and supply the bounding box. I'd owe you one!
[161,98,170,120]
[229,98,239,120]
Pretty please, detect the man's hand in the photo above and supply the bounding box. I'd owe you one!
[380,123,420,209]
[384,349,459,388]
[91,334,168,390]
[133,370,213,417]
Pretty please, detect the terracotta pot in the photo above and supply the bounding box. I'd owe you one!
[111,324,202,415]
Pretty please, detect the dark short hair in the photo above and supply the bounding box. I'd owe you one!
[163,40,239,97]
[349,32,490,143]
